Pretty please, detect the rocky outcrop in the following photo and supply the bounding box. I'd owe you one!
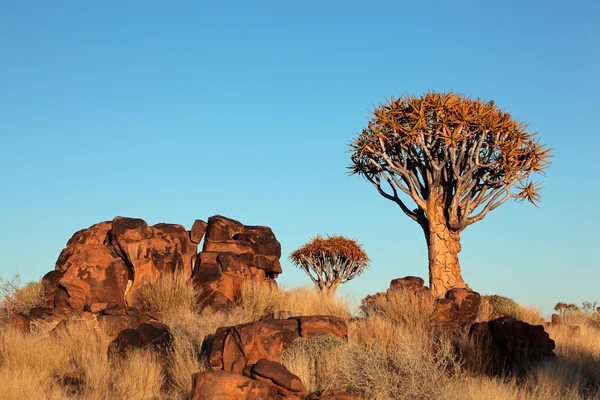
[41,215,280,313]
[469,316,556,375]
[242,359,306,399]
[209,316,348,373]
[193,216,281,308]
[190,370,278,400]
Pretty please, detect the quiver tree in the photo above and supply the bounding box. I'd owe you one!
[290,235,369,294]
[554,302,580,320]
[349,91,551,297]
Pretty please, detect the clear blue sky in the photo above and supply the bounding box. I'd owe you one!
[1,1,598,315]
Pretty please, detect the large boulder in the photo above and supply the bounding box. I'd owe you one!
[58,245,130,310]
[209,316,348,373]
[41,270,64,308]
[388,276,430,296]
[469,316,555,375]
[190,370,278,400]
[242,359,306,399]
[193,216,282,308]
[433,288,480,323]
[110,217,198,304]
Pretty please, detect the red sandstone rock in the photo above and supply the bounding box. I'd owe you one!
[433,288,480,323]
[41,270,64,308]
[58,245,129,309]
[190,370,278,400]
[469,316,555,375]
[243,359,306,399]
[190,219,208,244]
[210,316,348,373]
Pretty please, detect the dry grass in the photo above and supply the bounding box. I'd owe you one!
[0,274,46,325]
[1,271,599,399]
[133,272,199,314]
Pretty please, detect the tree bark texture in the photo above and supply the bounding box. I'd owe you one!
[423,203,466,297]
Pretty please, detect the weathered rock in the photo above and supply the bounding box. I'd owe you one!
[108,321,172,355]
[154,222,198,276]
[210,316,348,373]
[190,219,208,244]
[204,216,246,242]
[469,316,555,375]
[58,244,129,310]
[193,252,273,308]
[55,222,113,272]
[190,370,278,400]
[433,288,480,323]
[54,287,70,308]
[386,276,432,302]
[243,359,306,399]
[48,215,281,313]
[235,226,281,258]
[110,217,189,304]
[41,270,64,308]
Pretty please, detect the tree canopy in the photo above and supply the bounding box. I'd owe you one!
[349,91,552,231]
[290,235,369,293]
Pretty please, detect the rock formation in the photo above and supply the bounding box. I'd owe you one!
[190,370,278,400]
[37,214,280,313]
[209,316,348,373]
[469,316,556,375]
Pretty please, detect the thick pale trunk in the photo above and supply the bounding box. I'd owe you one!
[423,204,466,297]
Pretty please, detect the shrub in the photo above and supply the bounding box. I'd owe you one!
[133,272,199,314]
[477,295,542,324]
[0,274,45,325]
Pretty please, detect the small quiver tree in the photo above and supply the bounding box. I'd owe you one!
[290,235,369,295]
[349,91,552,296]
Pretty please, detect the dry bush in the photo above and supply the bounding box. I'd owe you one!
[133,272,199,315]
[477,295,542,324]
[374,289,435,328]
[239,282,286,320]
[283,323,462,400]
[282,335,348,393]
[0,274,45,325]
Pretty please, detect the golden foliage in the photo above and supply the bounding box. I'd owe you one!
[290,235,369,266]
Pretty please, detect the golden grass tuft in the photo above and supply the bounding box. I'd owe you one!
[133,272,199,314]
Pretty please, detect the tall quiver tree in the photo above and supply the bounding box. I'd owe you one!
[349,92,551,297]
[290,235,370,294]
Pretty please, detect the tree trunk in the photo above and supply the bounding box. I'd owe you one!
[422,204,467,297]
